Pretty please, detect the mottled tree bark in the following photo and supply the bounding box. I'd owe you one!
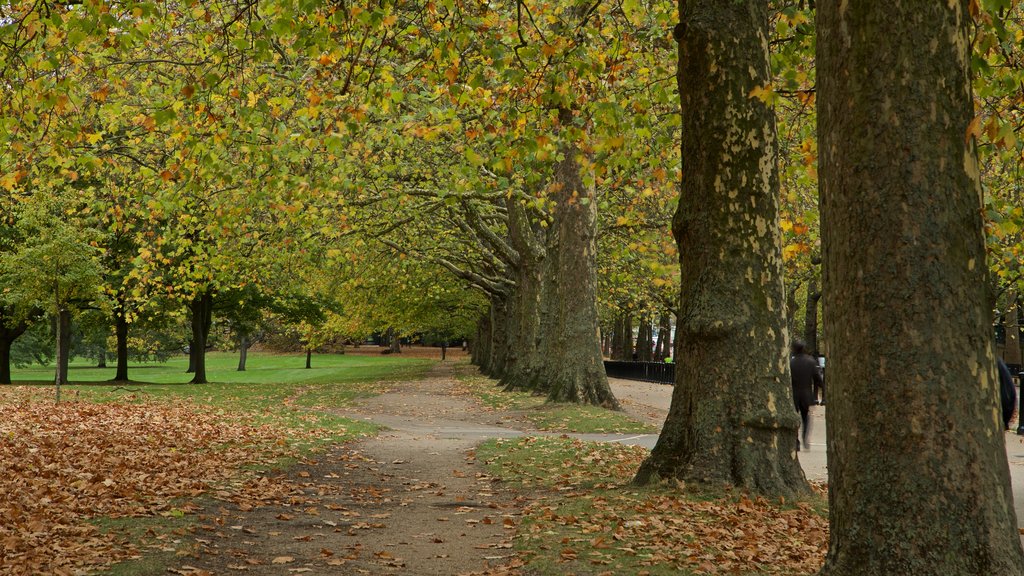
[818,1,1024,573]
[389,328,401,354]
[500,199,545,391]
[634,0,806,497]
[542,110,618,408]
[487,298,509,378]
[305,348,312,369]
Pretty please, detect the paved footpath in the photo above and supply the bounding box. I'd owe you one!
[607,377,1024,527]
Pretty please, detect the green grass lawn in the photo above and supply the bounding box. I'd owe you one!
[8,351,435,445]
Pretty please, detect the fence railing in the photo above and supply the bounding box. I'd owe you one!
[603,361,675,384]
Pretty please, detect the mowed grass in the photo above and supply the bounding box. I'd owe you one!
[9,351,435,445]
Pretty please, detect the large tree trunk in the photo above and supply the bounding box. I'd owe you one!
[803,278,821,356]
[189,292,213,384]
[305,348,312,369]
[525,233,559,393]
[96,350,106,368]
[237,336,249,371]
[487,299,509,378]
[389,328,401,354]
[55,308,71,397]
[633,0,806,497]
[500,198,545,392]
[817,1,1024,573]
[475,314,492,373]
[542,109,618,408]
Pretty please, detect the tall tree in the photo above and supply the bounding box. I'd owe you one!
[817,1,1024,573]
[633,0,807,497]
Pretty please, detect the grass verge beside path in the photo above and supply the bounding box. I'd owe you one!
[476,437,828,575]
[457,370,656,434]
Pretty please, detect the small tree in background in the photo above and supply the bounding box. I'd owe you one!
[0,197,104,398]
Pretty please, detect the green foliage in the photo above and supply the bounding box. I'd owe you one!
[0,196,104,317]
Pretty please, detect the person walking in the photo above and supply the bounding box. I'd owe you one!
[790,339,822,451]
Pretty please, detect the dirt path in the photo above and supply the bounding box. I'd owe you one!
[162,367,679,576]
[167,364,524,576]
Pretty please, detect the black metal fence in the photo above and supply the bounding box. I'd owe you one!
[603,361,675,384]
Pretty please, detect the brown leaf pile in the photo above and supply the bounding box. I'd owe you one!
[0,387,301,575]
[490,437,828,575]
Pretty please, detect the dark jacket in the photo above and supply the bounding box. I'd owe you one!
[999,359,1017,429]
[791,353,822,408]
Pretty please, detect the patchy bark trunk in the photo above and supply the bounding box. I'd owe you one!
[96,350,106,368]
[114,311,129,381]
[501,199,546,391]
[475,314,492,373]
[487,299,509,378]
[525,233,559,394]
[189,292,213,384]
[803,278,821,356]
[541,109,618,408]
[612,314,633,361]
[55,309,72,397]
[389,329,401,354]
[238,336,249,371]
[305,348,312,369]
[634,0,806,497]
[817,1,1024,572]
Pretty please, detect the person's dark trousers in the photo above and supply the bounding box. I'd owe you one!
[814,380,825,405]
[795,401,810,450]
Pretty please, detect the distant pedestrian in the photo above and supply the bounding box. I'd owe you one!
[998,358,1016,430]
[790,339,822,451]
